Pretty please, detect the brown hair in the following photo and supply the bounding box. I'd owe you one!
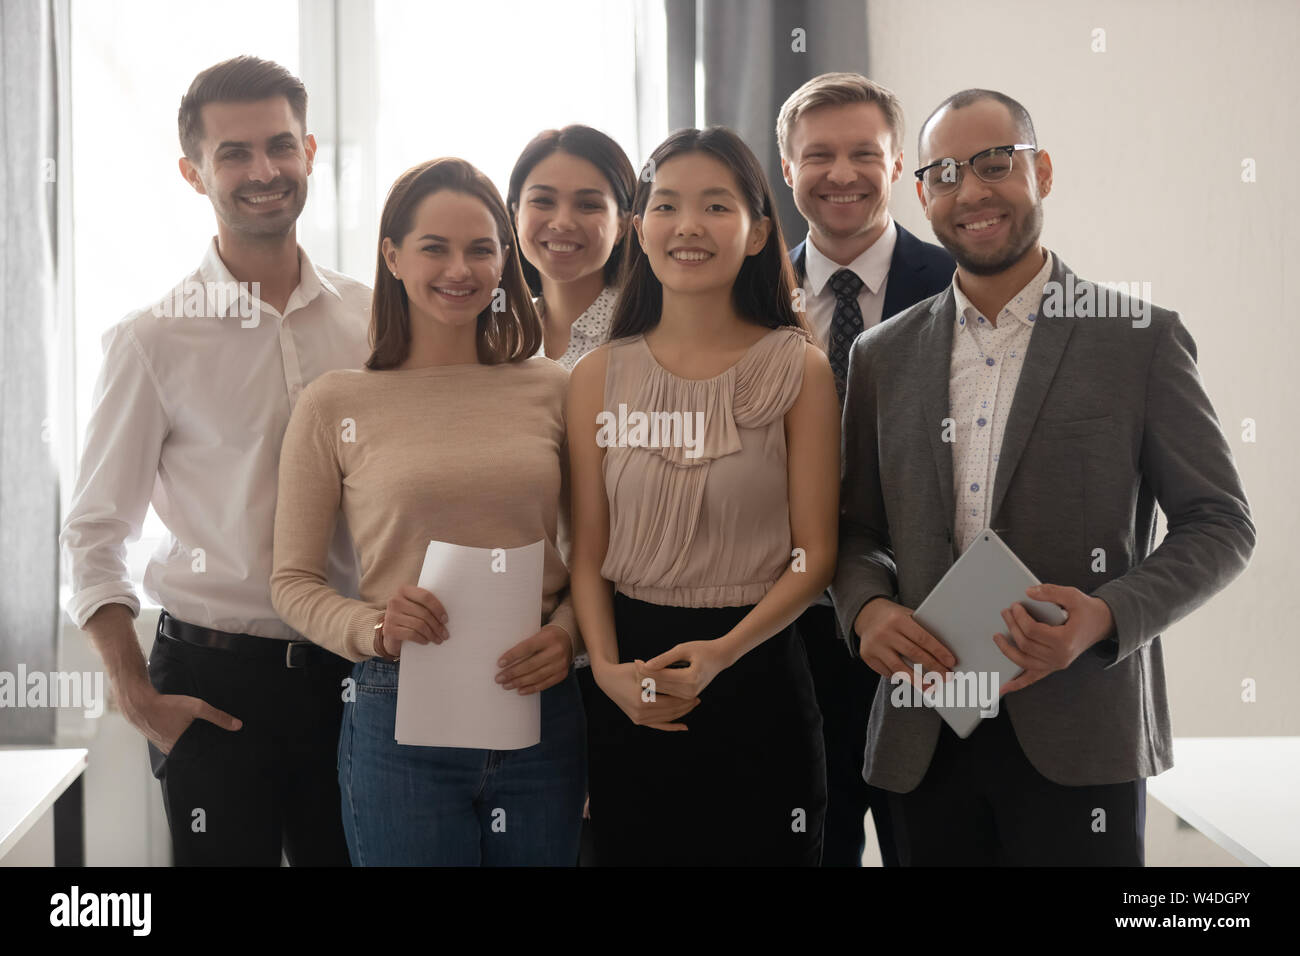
[367,158,542,369]
[178,56,307,163]
[776,72,905,160]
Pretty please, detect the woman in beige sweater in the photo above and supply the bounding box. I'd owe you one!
[270,158,584,866]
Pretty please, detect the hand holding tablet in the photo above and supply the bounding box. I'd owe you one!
[994,581,1117,696]
[907,530,1069,737]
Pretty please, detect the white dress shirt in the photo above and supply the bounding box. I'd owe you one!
[801,219,897,611]
[60,238,372,639]
[799,216,898,350]
[950,249,1055,553]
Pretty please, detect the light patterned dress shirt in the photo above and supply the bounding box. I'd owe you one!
[535,285,617,371]
[950,249,1055,553]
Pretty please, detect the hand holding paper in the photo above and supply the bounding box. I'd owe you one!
[394,539,547,750]
[379,584,449,656]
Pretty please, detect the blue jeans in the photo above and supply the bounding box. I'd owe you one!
[338,658,586,866]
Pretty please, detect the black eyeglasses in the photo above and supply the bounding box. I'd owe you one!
[914,144,1037,195]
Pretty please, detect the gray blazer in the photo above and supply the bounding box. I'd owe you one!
[829,252,1255,791]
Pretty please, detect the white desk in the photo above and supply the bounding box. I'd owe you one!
[0,748,88,862]
[1146,737,1300,867]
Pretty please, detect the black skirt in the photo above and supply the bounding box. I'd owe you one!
[585,592,827,865]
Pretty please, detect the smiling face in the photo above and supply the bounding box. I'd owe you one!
[634,151,770,296]
[515,151,625,285]
[781,101,902,246]
[382,190,505,331]
[181,96,313,238]
[916,98,1052,276]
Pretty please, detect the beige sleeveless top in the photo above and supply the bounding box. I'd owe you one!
[600,325,811,607]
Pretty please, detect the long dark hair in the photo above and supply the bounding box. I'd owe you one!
[608,126,806,340]
[506,125,636,296]
[367,158,542,369]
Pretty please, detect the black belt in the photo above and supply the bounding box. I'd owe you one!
[157,610,327,669]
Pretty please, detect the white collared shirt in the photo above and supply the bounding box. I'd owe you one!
[60,238,372,639]
[800,216,898,350]
[950,249,1055,553]
[534,285,617,370]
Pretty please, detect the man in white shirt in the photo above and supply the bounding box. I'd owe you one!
[59,56,371,865]
[777,72,953,867]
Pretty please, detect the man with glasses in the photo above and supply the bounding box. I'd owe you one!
[60,56,369,865]
[830,89,1254,864]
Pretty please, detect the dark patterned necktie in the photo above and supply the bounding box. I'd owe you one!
[827,268,865,405]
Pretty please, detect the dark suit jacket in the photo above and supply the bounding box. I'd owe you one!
[828,252,1255,790]
[790,221,954,386]
[791,222,954,654]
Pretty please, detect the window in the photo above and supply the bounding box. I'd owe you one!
[372,0,642,207]
[68,0,299,592]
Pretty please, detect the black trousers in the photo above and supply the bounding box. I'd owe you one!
[575,664,599,867]
[887,706,1147,866]
[794,602,898,867]
[587,594,826,866]
[145,612,353,866]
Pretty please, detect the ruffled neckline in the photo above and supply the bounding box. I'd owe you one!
[636,325,809,382]
[612,325,811,467]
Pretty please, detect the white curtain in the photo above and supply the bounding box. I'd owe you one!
[0,0,60,743]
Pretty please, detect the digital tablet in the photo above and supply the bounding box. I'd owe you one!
[907,529,1068,739]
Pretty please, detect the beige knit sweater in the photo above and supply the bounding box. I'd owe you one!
[271,356,577,662]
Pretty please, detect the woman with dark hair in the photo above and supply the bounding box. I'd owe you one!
[271,157,584,866]
[568,127,838,865]
[508,125,634,863]
[507,125,634,371]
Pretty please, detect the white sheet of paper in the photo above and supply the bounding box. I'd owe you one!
[394,539,545,749]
